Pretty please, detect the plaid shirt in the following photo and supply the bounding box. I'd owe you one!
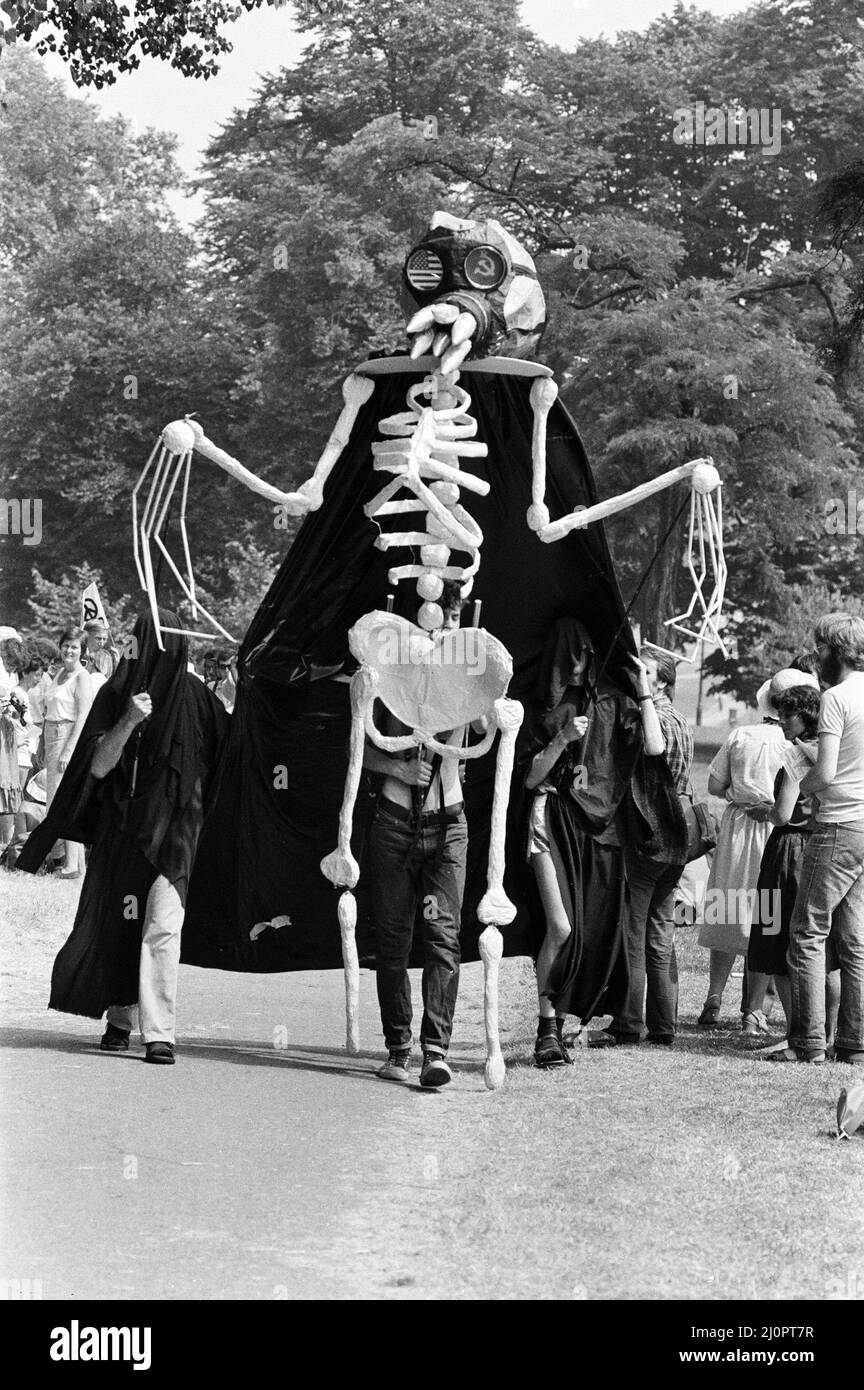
[654,694,694,793]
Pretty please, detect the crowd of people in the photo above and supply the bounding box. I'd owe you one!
[3,601,864,1082]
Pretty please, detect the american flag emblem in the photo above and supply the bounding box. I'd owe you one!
[405,248,445,292]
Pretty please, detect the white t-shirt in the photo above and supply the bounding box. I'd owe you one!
[816,672,864,823]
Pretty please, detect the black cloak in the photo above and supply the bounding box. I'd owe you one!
[180,360,660,973]
[18,610,228,1017]
[524,617,640,1018]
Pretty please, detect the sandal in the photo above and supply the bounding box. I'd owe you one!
[698,995,722,1026]
[534,1028,568,1068]
[555,1017,574,1064]
[767,1046,825,1064]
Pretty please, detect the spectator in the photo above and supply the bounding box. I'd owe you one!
[83,619,117,681]
[744,683,840,1046]
[696,670,791,1028]
[202,649,218,689]
[607,648,693,1047]
[778,616,864,1065]
[0,637,29,854]
[42,627,94,877]
[213,651,237,714]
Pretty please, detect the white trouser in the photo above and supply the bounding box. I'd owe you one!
[106,875,184,1043]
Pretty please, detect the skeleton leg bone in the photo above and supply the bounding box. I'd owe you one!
[321,665,379,1054]
[477,697,524,1091]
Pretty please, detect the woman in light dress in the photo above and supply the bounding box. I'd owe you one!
[697,670,817,1027]
[38,627,94,877]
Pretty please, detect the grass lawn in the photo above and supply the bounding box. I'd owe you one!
[430,933,864,1301]
[2,867,863,1302]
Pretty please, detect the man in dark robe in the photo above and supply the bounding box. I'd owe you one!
[524,617,669,1062]
[18,609,228,1064]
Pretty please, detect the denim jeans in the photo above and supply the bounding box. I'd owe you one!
[369,802,467,1054]
[789,822,864,1055]
[613,850,684,1038]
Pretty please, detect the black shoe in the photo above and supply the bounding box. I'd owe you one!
[100,1023,131,1052]
[419,1052,452,1088]
[646,1033,674,1046]
[144,1042,175,1065]
[534,1028,568,1068]
[610,1030,641,1046]
[556,1017,574,1064]
[834,1049,864,1067]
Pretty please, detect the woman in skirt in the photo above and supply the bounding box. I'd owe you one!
[745,684,840,1048]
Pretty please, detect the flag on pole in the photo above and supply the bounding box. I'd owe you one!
[80,582,107,628]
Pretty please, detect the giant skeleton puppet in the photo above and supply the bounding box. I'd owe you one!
[134,212,725,1088]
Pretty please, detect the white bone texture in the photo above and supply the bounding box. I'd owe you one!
[338,891,360,1055]
[478,926,506,1090]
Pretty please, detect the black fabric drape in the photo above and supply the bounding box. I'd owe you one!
[19,609,229,1017]
[181,364,652,973]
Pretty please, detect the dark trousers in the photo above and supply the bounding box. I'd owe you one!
[369,802,467,1054]
[614,850,685,1037]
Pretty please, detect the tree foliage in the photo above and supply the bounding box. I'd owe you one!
[3,0,864,696]
[0,0,286,88]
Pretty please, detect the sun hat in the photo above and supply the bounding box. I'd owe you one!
[755,668,819,719]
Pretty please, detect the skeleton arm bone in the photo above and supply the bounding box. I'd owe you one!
[538,459,713,544]
[188,373,375,516]
[526,377,559,532]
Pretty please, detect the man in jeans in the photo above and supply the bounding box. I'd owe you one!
[781,614,864,1065]
[363,583,477,1089]
[608,648,693,1047]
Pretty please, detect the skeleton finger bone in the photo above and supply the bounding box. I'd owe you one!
[430,302,460,324]
[440,339,472,375]
[406,306,436,334]
[451,311,478,346]
[410,330,435,359]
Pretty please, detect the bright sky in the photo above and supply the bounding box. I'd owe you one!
[40,0,754,220]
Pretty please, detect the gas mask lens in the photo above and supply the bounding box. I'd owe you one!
[405,247,445,293]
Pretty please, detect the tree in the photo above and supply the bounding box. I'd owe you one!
[0,47,283,630]
[26,561,136,637]
[199,0,864,695]
[0,0,287,88]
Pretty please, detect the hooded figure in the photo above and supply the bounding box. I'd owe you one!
[525,616,649,1035]
[18,609,228,1027]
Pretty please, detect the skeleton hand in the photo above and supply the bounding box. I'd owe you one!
[406,300,481,375]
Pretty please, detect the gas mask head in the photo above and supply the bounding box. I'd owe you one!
[400,211,546,360]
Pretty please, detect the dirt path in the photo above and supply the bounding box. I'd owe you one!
[2,875,862,1302]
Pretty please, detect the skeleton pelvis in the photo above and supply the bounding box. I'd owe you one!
[349,612,512,732]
